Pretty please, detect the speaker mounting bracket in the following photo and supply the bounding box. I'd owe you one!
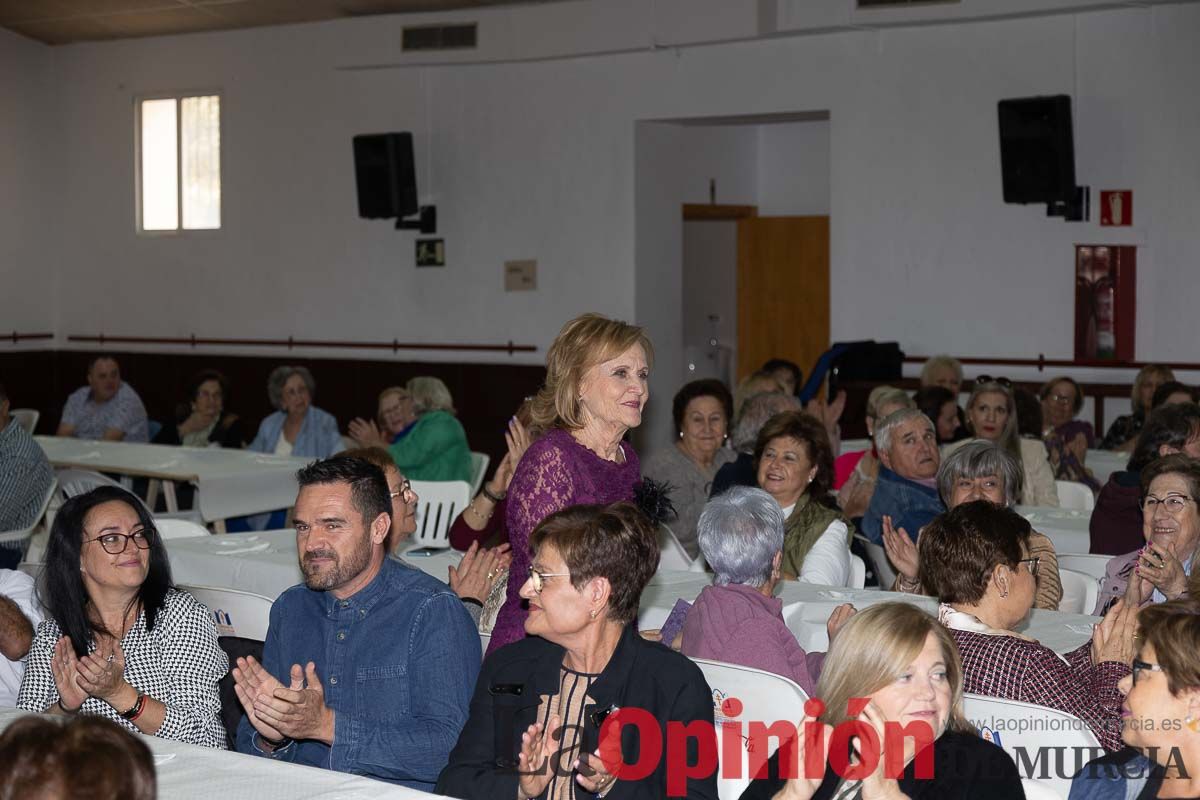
[1047,186,1089,222]
[396,205,437,234]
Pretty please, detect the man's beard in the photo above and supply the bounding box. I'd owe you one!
[301,536,372,591]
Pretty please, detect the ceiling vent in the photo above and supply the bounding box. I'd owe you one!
[402,23,477,51]
[858,0,959,7]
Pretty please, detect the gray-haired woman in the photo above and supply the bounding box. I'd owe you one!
[671,487,853,694]
[247,366,342,458]
[883,440,1063,609]
[348,376,472,482]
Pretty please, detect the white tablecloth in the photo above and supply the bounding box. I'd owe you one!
[0,708,449,800]
[1087,449,1127,486]
[165,531,462,600]
[1015,505,1092,555]
[36,436,311,523]
[163,532,1096,656]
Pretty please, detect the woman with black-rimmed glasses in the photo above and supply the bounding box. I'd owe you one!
[942,376,1060,506]
[17,486,227,748]
[436,502,718,800]
[1094,454,1200,616]
[1069,599,1200,798]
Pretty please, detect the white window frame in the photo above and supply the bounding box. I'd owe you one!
[134,90,222,235]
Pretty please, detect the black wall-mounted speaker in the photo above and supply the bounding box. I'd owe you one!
[353,133,418,219]
[998,95,1077,205]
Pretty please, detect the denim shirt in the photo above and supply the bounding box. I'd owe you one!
[247,406,343,459]
[235,557,481,790]
[860,466,945,544]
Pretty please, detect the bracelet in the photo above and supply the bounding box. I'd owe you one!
[466,503,493,522]
[481,485,507,503]
[120,693,147,721]
[260,733,294,751]
[58,698,80,714]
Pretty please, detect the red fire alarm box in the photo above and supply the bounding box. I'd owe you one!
[1075,245,1136,361]
[1099,190,1133,226]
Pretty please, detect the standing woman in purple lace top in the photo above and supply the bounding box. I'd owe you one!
[487,314,651,654]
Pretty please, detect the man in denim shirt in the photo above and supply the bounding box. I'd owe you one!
[233,456,480,789]
[861,408,945,543]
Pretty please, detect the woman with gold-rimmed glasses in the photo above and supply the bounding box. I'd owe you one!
[1095,454,1200,615]
[1070,599,1200,798]
[17,486,227,748]
[437,502,719,800]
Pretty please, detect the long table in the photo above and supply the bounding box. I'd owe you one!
[1015,504,1092,555]
[0,708,449,799]
[36,436,311,528]
[162,532,1096,656]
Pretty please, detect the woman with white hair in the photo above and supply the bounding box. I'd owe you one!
[678,487,822,694]
[349,376,472,482]
[942,377,1059,506]
[883,440,1063,610]
[247,366,341,458]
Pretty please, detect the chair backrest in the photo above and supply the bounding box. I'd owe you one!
[657,523,694,571]
[846,554,866,588]
[691,657,809,800]
[57,468,138,501]
[152,517,211,540]
[16,562,41,580]
[409,480,471,550]
[0,478,58,546]
[1055,553,1111,582]
[11,408,39,434]
[177,584,274,641]
[468,451,490,496]
[1055,480,1096,512]
[962,692,1101,798]
[1056,568,1099,616]
[855,534,897,589]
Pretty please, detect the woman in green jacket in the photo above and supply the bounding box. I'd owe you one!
[349,376,472,482]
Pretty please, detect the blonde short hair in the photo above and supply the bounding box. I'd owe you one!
[920,356,963,388]
[406,376,455,416]
[866,386,915,422]
[1133,365,1175,413]
[815,603,970,733]
[529,314,653,431]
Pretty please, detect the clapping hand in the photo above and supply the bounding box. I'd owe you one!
[50,637,87,712]
[853,701,904,800]
[252,662,335,745]
[489,417,533,495]
[575,749,617,796]
[448,541,511,603]
[517,713,563,800]
[1137,542,1188,600]
[776,712,834,800]
[75,640,129,704]
[881,516,919,584]
[232,655,296,744]
[1091,598,1138,666]
[826,604,857,646]
[347,418,388,449]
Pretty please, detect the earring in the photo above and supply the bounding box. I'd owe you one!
[1000,590,1009,598]
[590,609,598,619]
[679,431,684,439]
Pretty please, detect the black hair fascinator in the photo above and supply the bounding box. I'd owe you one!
[633,478,676,525]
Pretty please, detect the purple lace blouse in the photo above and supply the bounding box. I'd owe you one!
[486,428,641,654]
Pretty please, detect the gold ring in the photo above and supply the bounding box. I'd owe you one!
[487,572,496,580]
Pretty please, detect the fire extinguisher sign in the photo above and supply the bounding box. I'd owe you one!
[1100,190,1133,226]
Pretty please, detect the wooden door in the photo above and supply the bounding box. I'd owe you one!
[736,216,830,382]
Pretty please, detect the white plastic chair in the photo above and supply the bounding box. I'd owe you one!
[177,584,274,641]
[468,451,490,496]
[855,534,898,589]
[11,408,39,434]
[658,523,694,571]
[16,562,42,580]
[1056,553,1111,582]
[152,517,211,540]
[1056,568,1100,615]
[691,657,809,800]
[962,693,1101,798]
[409,480,470,551]
[846,554,866,588]
[1055,480,1096,512]
[0,479,56,557]
[55,468,204,523]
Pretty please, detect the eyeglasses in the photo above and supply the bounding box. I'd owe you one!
[975,376,1013,388]
[1132,658,1166,685]
[390,478,416,503]
[1017,557,1040,577]
[528,566,570,593]
[85,530,152,555]
[1139,494,1196,515]
[1047,392,1075,406]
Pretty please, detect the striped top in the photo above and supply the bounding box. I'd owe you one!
[537,666,599,800]
[0,418,54,534]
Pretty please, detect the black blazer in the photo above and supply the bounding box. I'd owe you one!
[738,729,1023,800]
[436,624,719,800]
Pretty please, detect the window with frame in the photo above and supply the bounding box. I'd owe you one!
[138,94,221,232]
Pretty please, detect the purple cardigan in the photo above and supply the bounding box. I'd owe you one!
[486,428,641,654]
[678,584,818,696]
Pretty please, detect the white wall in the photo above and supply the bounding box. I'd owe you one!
[18,0,1200,443]
[757,121,830,217]
[0,28,56,338]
